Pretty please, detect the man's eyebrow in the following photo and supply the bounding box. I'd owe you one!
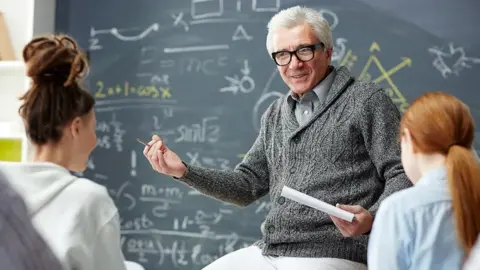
[296,43,313,48]
[275,43,315,52]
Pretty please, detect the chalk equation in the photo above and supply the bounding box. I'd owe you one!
[121,233,254,268]
[186,152,232,170]
[428,43,480,79]
[94,81,172,100]
[108,178,265,269]
[153,116,221,144]
[154,55,229,76]
[96,113,126,152]
[220,60,255,94]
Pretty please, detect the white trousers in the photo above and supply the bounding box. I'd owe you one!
[202,246,368,270]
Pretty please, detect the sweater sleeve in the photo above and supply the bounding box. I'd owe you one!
[358,88,412,218]
[175,104,273,207]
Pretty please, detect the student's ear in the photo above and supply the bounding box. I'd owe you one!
[402,128,417,153]
[68,117,82,138]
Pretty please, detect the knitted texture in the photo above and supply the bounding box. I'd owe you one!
[179,66,412,264]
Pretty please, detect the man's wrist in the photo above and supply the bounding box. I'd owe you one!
[362,210,375,235]
[172,161,188,179]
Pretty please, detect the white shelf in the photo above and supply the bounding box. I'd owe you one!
[0,0,34,161]
[0,121,29,162]
[0,60,23,69]
[0,123,24,139]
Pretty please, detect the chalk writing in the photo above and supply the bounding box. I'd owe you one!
[95,113,126,152]
[139,46,156,65]
[339,49,358,70]
[94,81,172,99]
[176,117,220,143]
[253,91,284,131]
[332,38,348,64]
[232,25,253,41]
[191,0,224,20]
[162,56,229,75]
[88,24,159,50]
[186,152,231,170]
[220,60,255,94]
[173,210,224,235]
[120,233,254,268]
[428,43,480,78]
[90,24,159,41]
[87,157,95,171]
[131,150,137,177]
[157,117,221,144]
[164,45,229,54]
[121,214,155,230]
[252,0,280,12]
[171,12,190,31]
[254,200,272,214]
[319,8,339,30]
[109,181,136,211]
[141,185,185,200]
[358,42,411,111]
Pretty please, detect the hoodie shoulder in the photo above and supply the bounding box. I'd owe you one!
[63,177,118,220]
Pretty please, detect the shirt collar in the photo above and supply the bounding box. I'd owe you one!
[287,66,336,108]
[416,166,447,187]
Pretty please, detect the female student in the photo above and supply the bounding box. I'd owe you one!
[368,92,480,269]
[0,35,127,270]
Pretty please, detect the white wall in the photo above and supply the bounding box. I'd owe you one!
[0,0,56,160]
[0,0,56,124]
[33,0,56,36]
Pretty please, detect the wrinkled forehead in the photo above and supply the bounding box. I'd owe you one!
[272,24,319,52]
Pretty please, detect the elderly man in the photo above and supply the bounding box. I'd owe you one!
[144,5,411,270]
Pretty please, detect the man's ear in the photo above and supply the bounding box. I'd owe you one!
[69,117,82,138]
[326,47,333,60]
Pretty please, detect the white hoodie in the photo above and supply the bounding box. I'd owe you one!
[0,161,127,270]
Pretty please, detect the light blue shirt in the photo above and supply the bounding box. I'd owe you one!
[464,234,480,270]
[368,167,464,270]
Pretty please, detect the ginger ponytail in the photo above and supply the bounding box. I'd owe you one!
[446,145,480,256]
[401,91,480,256]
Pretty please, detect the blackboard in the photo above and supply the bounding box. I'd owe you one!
[54,0,480,269]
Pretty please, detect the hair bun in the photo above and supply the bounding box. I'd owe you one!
[23,35,88,86]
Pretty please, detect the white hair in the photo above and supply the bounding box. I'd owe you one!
[266,6,333,55]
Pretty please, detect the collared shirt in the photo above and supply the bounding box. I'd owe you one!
[287,66,336,125]
[0,170,62,270]
[368,167,464,270]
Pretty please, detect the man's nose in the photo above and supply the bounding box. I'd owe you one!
[288,54,304,70]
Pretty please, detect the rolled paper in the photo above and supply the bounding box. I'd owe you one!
[281,186,355,223]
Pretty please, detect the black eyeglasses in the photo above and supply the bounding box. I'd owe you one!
[271,43,325,66]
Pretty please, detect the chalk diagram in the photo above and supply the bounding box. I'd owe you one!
[428,43,480,78]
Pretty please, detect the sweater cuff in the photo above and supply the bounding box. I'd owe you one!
[172,161,188,180]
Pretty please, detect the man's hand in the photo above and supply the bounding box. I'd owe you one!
[329,204,373,237]
[143,135,187,178]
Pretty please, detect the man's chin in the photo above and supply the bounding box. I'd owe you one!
[291,87,311,96]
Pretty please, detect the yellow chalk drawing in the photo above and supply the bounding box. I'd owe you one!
[94,81,172,99]
[339,42,411,112]
[339,49,357,70]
